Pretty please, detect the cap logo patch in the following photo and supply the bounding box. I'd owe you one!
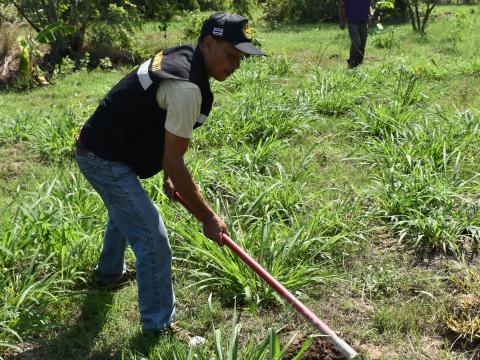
[243,24,253,39]
[212,27,223,36]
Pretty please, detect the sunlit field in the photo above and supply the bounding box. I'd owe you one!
[1,4,480,359]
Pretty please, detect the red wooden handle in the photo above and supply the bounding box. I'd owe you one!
[173,191,358,359]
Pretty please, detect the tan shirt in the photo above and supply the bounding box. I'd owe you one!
[156,79,202,139]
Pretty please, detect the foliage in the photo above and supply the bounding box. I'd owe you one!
[174,211,337,305]
[442,12,472,51]
[16,20,75,86]
[86,4,142,64]
[182,11,208,43]
[0,172,105,350]
[197,0,230,10]
[231,0,256,18]
[0,3,17,26]
[2,9,480,357]
[371,24,396,49]
[3,0,145,67]
[262,0,339,28]
[52,56,76,79]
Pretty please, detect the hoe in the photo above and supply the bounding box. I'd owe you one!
[174,191,358,359]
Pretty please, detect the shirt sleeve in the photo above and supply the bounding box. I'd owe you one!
[156,79,202,139]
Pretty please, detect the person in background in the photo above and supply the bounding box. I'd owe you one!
[339,0,372,68]
[75,12,264,338]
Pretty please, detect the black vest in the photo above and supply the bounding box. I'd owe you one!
[79,45,213,179]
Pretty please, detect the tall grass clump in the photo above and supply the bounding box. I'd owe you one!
[218,55,293,93]
[372,162,480,254]
[344,59,480,256]
[367,107,480,255]
[201,83,312,149]
[29,109,85,162]
[0,111,40,145]
[302,66,371,116]
[196,54,310,151]
[351,68,427,139]
[0,171,106,348]
[0,107,88,162]
[173,210,336,306]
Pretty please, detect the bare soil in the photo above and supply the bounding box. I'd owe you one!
[283,335,346,360]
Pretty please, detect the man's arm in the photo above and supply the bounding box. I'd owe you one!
[162,129,227,244]
[339,0,346,29]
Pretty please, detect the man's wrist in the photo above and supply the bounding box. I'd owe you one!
[201,210,216,224]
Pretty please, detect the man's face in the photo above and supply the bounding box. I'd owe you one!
[202,36,245,82]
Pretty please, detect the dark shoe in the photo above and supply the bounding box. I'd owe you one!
[95,269,136,290]
[144,323,205,346]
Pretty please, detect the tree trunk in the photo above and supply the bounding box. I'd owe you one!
[420,2,437,35]
[406,3,418,32]
[415,3,421,32]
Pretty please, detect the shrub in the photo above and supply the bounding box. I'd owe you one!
[86,4,143,65]
[182,11,207,43]
[52,56,76,78]
[197,0,229,10]
[262,0,338,28]
[371,25,396,49]
[0,3,18,26]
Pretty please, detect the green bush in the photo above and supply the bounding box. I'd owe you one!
[262,0,338,28]
[371,25,396,49]
[182,11,207,42]
[0,3,18,26]
[86,4,143,65]
[197,0,229,10]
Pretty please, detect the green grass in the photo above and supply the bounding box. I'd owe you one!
[1,4,480,359]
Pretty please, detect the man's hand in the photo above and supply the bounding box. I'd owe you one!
[203,214,228,246]
[163,175,176,201]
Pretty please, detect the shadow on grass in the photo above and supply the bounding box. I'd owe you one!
[106,332,164,359]
[9,290,114,360]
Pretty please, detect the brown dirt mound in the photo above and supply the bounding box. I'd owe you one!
[283,335,346,360]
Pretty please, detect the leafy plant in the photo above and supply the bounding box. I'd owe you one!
[174,211,337,306]
[17,20,75,86]
[182,11,207,43]
[371,24,395,50]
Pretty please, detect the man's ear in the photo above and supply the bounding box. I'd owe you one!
[202,35,214,52]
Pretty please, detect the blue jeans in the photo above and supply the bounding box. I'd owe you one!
[75,148,175,333]
[347,21,368,68]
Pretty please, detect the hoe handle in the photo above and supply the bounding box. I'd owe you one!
[174,192,358,359]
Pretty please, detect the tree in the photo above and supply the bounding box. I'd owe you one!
[404,0,438,35]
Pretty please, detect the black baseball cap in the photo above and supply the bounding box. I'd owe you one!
[200,12,265,56]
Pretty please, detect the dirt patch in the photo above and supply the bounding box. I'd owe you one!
[0,143,28,179]
[283,334,346,360]
[0,49,19,85]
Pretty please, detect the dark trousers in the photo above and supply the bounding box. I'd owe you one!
[347,21,368,68]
